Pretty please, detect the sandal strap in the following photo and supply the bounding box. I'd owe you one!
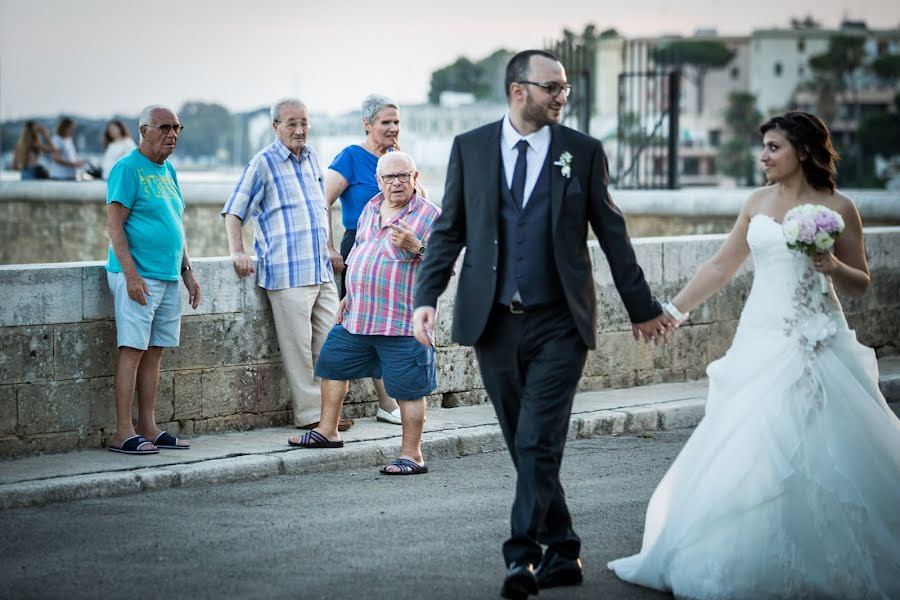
[387,458,422,473]
[301,430,328,445]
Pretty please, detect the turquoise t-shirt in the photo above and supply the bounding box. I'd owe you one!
[328,144,380,230]
[105,149,185,281]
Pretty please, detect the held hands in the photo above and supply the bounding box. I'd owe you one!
[413,306,436,347]
[231,252,255,278]
[329,247,345,274]
[632,312,680,345]
[388,220,420,253]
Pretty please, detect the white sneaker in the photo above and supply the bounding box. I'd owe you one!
[376,407,402,425]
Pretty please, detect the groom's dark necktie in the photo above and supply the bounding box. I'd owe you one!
[511,139,529,208]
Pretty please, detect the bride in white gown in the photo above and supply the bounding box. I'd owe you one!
[608,112,900,599]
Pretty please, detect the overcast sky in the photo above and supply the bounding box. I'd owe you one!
[1,0,898,120]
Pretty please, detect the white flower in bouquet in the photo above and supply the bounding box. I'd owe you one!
[783,220,801,244]
[814,231,835,251]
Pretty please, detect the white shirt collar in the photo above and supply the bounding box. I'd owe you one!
[501,113,550,154]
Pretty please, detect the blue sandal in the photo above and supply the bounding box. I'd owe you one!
[154,431,190,449]
[107,435,159,455]
[380,457,428,475]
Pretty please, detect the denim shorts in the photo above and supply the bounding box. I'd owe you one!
[107,270,182,350]
[315,324,437,401]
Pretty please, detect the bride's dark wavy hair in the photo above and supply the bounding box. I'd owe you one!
[759,111,840,191]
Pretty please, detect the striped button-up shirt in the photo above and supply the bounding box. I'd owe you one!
[342,192,441,337]
[222,140,333,290]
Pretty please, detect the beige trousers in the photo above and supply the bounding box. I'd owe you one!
[266,282,339,427]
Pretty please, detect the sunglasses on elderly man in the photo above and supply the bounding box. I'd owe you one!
[143,123,185,134]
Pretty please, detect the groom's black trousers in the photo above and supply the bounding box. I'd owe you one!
[474,301,587,566]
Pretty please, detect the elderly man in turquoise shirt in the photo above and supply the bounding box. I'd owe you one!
[105,105,201,455]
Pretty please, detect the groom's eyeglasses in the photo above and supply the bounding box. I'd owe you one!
[518,81,573,98]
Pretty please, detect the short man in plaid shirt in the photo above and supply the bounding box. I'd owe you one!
[289,151,441,475]
[223,98,352,433]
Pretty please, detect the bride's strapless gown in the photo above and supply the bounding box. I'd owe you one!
[608,214,900,599]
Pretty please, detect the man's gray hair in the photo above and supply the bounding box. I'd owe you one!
[138,105,171,127]
[270,98,306,122]
[361,94,398,124]
[376,150,416,175]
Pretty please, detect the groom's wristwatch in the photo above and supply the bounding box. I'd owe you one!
[415,243,426,257]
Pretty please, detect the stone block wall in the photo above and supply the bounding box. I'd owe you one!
[1,230,898,456]
[3,182,898,264]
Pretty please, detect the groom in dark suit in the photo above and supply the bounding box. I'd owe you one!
[413,50,673,598]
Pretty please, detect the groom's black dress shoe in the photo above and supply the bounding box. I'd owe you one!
[501,562,538,599]
[534,551,583,589]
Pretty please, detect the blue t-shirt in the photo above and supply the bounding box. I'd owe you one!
[105,149,185,281]
[328,144,380,230]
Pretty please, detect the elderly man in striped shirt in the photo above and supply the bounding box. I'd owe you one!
[289,151,441,475]
[223,98,353,433]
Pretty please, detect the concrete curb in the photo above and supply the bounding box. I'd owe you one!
[2,356,896,511]
[0,400,705,510]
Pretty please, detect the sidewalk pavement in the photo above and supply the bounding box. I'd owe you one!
[2,357,898,510]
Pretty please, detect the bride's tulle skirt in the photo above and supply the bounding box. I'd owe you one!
[607,324,900,599]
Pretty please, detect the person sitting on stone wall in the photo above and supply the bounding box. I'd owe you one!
[288,151,440,475]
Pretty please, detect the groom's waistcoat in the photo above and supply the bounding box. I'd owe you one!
[495,153,564,307]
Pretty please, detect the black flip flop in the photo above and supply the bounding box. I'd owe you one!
[107,435,159,455]
[154,431,190,449]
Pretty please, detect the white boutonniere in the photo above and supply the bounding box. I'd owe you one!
[553,151,573,178]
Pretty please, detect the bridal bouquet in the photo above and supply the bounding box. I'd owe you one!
[782,204,845,293]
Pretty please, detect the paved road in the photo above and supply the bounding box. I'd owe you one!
[0,430,693,600]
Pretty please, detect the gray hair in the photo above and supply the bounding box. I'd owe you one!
[361,94,398,125]
[270,98,306,122]
[138,105,172,127]
[376,150,416,176]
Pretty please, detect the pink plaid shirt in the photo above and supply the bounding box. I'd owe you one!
[342,192,441,336]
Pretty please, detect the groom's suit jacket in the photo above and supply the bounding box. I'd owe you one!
[414,120,660,349]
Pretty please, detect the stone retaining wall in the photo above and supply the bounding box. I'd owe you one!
[1,229,898,456]
[2,181,898,264]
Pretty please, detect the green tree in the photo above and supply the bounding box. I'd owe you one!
[176,101,234,161]
[718,92,763,186]
[427,50,514,104]
[859,93,900,158]
[789,14,821,29]
[809,34,867,182]
[652,40,735,115]
[871,53,900,82]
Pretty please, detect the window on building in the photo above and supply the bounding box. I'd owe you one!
[798,66,806,77]
[798,38,806,53]
[709,130,722,147]
[683,157,700,175]
[774,61,783,77]
[730,67,739,80]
